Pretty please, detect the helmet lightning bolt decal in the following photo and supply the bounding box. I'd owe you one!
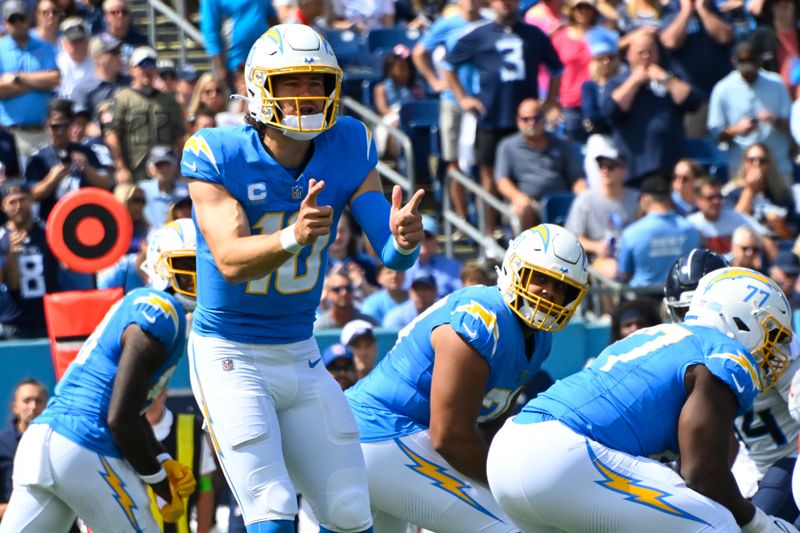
[586,440,711,526]
[395,439,502,521]
[98,456,140,530]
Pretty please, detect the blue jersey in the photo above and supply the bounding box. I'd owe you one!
[35,288,187,458]
[182,118,377,344]
[346,285,552,441]
[518,323,760,458]
[443,21,563,130]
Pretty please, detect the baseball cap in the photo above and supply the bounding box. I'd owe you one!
[410,272,437,289]
[587,27,618,57]
[340,319,375,346]
[595,143,626,166]
[774,250,800,276]
[157,58,176,75]
[422,215,438,236]
[322,343,354,368]
[89,35,121,58]
[61,17,88,41]
[0,180,30,199]
[129,46,158,68]
[147,145,177,165]
[176,65,199,82]
[3,0,26,20]
[640,176,671,197]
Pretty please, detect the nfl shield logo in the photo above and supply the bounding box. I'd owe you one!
[291,185,303,200]
[222,358,234,371]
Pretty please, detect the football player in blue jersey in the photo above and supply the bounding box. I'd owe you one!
[667,250,800,527]
[182,24,424,533]
[0,219,198,533]
[488,266,799,533]
[345,224,589,532]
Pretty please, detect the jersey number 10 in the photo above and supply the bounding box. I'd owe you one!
[245,212,330,295]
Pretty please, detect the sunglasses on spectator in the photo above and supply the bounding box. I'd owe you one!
[203,87,224,95]
[328,361,354,372]
[674,173,693,182]
[746,156,768,165]
[700,193,722,201]
[518,114,544,123]
[329,285,353,294]
[49,122,70,131]
[598,161,622,170]
[107,9,130,15]
[7,14,26,24]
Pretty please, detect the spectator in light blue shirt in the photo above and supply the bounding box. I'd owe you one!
[0,0,60,159]
[617,175,701,287]
[383,273,439,330]
[360,264,408,325]
[138,145,188,228]
[200,0,276,87]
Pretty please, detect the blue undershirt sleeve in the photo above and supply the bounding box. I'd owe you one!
[350,191,419,271]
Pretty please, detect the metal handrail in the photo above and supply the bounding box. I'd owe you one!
[442,168,519,260]
[144,0,204,66]
[341,95,416,194]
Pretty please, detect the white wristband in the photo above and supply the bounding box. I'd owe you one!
[280,224,303,254]
[156,452,172,464]
[140,467,167,485]
[391,235,418,255]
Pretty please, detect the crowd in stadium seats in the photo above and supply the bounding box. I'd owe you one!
[0,0,796,341]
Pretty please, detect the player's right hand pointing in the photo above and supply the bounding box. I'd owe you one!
[295,178,333,246]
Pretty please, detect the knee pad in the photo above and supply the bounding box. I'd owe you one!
[244,467,297,522]
[322,489,372,533]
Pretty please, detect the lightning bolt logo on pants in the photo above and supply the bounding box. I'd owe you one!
[585,440,710,526]
[395,438,501,521]
[98,455,140,531]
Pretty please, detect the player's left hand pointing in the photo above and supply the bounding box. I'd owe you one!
[389,185,425,250]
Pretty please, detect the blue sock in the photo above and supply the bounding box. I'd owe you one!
[318,526,372,533]
[246,520,294,533]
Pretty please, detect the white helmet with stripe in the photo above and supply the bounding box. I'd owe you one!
[686,267,793,390]
[496,224,589,332]
[142,218,197,311]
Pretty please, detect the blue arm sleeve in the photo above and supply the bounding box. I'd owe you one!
[351,191,420,271]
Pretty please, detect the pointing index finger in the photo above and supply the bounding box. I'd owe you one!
[302,179,325,207]
[405,188,425,213]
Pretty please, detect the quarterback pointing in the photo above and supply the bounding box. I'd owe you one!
[346,224,589,532]
[183,25,423,533]
[0,220,198,532]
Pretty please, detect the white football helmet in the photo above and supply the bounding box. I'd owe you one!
[243,24,341,140]
[142,218,197,311]
[496,224,589,332]
[686,267,793,391]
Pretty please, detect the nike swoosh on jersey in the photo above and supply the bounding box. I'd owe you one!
[183,161,197,172]
[308,358,322,368]
[731,374,745,394]
[142,312,157,324]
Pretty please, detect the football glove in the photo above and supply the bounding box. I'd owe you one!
[162,458,196,497]
[158,483,185,524]
[741,507,798,533]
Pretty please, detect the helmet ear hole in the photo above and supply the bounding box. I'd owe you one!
[733,317,750,332]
